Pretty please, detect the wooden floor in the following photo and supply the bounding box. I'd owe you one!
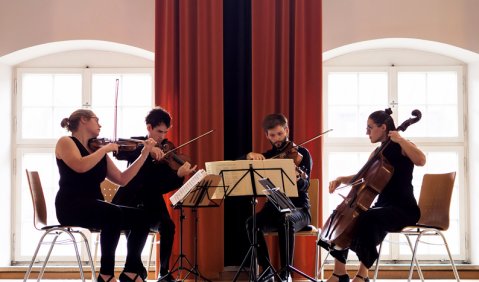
[3,265,479,281]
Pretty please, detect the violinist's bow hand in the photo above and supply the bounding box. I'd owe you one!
[247,152,265,160]
[150,146,165,161]
[177,162,197,177]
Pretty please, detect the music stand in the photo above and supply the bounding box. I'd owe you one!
[169,170,224,282]
[205,159,297,282]
[259,178,317,282]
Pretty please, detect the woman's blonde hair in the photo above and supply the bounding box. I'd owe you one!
[60,109,95,132]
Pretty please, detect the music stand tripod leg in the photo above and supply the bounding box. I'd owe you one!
[232,197,281,282]
[279,213,317,282]
[170,205,195,281]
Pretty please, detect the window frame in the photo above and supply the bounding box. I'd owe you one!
[321,65,467,262]
[13,67,154,263]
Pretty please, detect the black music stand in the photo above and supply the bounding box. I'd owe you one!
[207,160,296,282]
[259,178,317,282]
[169,172,224,282]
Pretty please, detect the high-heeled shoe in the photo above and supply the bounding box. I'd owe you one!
[119,271,144,282]
[97,274,115,282]
[354,274,369,282]
[332,273,350,282]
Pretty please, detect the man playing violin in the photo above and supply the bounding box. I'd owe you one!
[323,108,426,282]
[246,113,313,282]
[113,107,197,282]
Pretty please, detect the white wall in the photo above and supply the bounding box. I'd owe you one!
[323,0,479,55]
[0,0,155,57]
[0,64,12,265]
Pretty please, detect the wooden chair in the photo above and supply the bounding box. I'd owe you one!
[373,172,460,282]
[93,179,158,275]
[264,178,321,280]
[23,170,96,282]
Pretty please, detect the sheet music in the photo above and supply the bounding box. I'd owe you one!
[170,169,207,206]
[205,159,297,197]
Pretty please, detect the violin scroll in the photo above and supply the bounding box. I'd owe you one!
[159,140,195,172]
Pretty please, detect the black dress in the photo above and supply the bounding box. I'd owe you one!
[55,136,150,276]
[326,141,421,268]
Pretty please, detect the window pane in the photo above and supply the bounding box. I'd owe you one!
[21,73,82,139]
[92,73,153,139]
[398,71,458,138]
[327,72,388,137]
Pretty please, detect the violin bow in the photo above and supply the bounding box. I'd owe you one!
[162,129,215,157]
[270,128,333,159]
[113,78,119,141]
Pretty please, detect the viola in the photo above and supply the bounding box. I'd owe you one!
[320,110,422,250]
[158,139,196,172]
[270,140,308,179]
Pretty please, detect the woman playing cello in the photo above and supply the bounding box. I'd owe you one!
[324,108,426,282]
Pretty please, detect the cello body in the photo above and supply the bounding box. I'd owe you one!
[320,154,394,249]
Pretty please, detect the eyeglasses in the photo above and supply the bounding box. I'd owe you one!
[90,116,99,123]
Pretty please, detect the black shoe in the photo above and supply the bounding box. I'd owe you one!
[355,275,369,282]
[98,274,115,282]
[157,272,176,282]
[332,273,350,282]
[259,268,275,282]
[119,271,144,282]
[279,270,292,282]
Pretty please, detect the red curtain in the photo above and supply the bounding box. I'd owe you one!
[155,0,224,279]
[155,0,322,278]
[251,0,323,277]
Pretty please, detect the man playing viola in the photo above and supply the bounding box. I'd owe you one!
[113,107,196,282]
[246,113,313,282]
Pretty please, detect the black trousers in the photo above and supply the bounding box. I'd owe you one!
[56,197,150,275]
[146,196,175,275]
[246,202,310,270]
[326,205,420,269]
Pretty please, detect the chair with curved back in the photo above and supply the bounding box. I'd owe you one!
[93,179,158,276]
[23,169,96,282]
[373,172,460,282]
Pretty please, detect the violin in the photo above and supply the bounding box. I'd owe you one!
[158,139,196,172]
[88,138,143,155]
[319,110,422,250]
[271,140,307,179]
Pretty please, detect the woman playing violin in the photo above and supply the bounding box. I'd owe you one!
[55,109,157,282]
[246,113,313,282]
[112,107,196,282]
[325,108,426,282]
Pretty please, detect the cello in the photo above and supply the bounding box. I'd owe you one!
[320,109,422,250]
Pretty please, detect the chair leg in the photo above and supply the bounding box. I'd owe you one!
[93,232,100,267]
[318,249,331,281]
[62,229,86,282]
[77,230,97,281]
[38,232,61,281]
[23,231,57,282]
[373,241,383,282]
[147,232,157,276]
[405,233,425,282]
[435,230,461,282]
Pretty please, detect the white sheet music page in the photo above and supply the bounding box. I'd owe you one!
[170,169,207,206]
